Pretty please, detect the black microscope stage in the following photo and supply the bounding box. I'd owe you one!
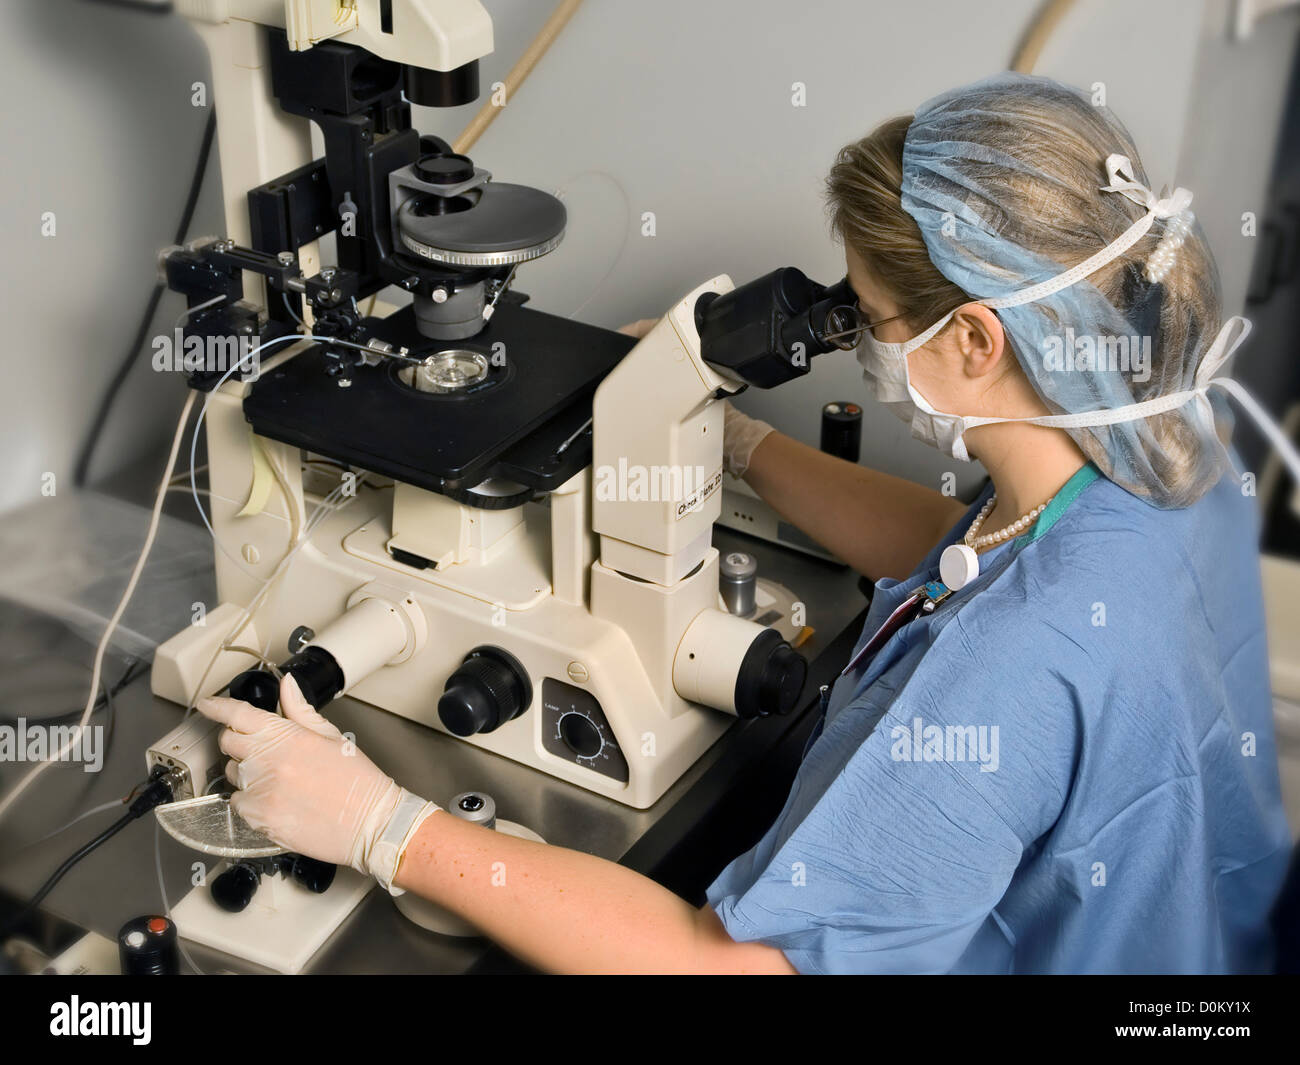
[243,301,636,499]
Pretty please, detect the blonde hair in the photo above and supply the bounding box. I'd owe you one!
[825,94,1225,507]
[827,116,970,330]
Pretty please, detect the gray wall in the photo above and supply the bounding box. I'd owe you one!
[2,0,1296,512]
[2,1,220,509]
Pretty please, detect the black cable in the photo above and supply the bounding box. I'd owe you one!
[5,811,134,932]
[73,108,218,487]
[94,660,129,774]
[0,771,175,939]
[0,658,146,727]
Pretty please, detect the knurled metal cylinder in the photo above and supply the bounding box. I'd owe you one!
[719,551,758,618]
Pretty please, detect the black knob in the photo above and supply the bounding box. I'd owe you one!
[559,713,603,758]
[438,646,532,737]
[734,629,808,718]
[289,855,337,895]
[227,646,344,712]
[228,669,279,711]
[758,640,807,716]
[211,863,260,913]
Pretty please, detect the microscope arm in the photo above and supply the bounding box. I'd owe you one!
[591,276,741,585]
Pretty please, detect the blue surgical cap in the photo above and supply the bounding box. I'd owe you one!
[899,73,1229,507]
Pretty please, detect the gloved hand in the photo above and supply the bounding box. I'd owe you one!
[196,673,436,893]
[723,400,776,479]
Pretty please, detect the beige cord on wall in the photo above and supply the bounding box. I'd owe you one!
[1010,0,1078,73]
[453,0,585,155]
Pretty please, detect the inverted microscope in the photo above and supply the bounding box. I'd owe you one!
[140,0,866,968]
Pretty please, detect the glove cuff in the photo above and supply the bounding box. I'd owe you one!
[366,787,439,896]
[723,402,776,479]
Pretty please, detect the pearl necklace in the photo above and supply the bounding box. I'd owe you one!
[938,493,1054,591]
[963,494,1053,550]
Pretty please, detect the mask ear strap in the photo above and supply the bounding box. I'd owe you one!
[1195,316,1300,486]
[957,322,1243,433]
[869,309,956,358]
[962,314,1300,489]
[959,389,1203,436]
[977,156,1193,314]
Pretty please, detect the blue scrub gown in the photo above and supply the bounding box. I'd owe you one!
[707,463,1292,973]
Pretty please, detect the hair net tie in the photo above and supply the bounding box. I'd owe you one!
[1100,153,1193,220]
[977,157,1192,313]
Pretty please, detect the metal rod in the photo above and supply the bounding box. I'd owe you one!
[555,416,593,455]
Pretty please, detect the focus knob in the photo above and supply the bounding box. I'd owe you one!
[734,629,807,718]
[438,646,532,737]
[210,864,260,914]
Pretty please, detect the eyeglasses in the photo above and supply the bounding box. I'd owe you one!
[820,306,906,346]
[811,275,906,348]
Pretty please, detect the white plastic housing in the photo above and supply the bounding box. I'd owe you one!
[591,275,735,586]
[312,594,420,693]
[672,608,769,716]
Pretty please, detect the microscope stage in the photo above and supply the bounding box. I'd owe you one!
[243,303,635,496]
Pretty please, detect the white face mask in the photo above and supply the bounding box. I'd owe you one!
[857,309,1259,463]
[855,153,1261,463]
[857,308,977,458]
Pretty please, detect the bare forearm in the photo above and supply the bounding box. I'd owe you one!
[394,811,795,974]
[744,431,964,581]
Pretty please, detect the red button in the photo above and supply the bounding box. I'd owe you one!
[147,917,169,934]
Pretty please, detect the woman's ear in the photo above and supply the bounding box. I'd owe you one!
[951,303,1006,377]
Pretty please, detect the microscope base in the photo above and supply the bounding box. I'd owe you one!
[171,864,373,975]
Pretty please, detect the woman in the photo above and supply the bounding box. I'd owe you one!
[198,74,1293,974]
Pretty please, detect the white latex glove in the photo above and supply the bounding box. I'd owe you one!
[196,673,436,894]
[723,400,776,479]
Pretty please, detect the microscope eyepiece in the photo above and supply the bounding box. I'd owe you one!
[696,268,863,388]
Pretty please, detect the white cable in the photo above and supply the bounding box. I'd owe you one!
[0,390,199,824]
[176,293,227,327]
[188,332,316,580]
[179,477,359,712]
[154,821,206,975]
[170,463,206,485]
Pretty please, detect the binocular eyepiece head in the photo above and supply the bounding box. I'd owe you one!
[695,267,862,389]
